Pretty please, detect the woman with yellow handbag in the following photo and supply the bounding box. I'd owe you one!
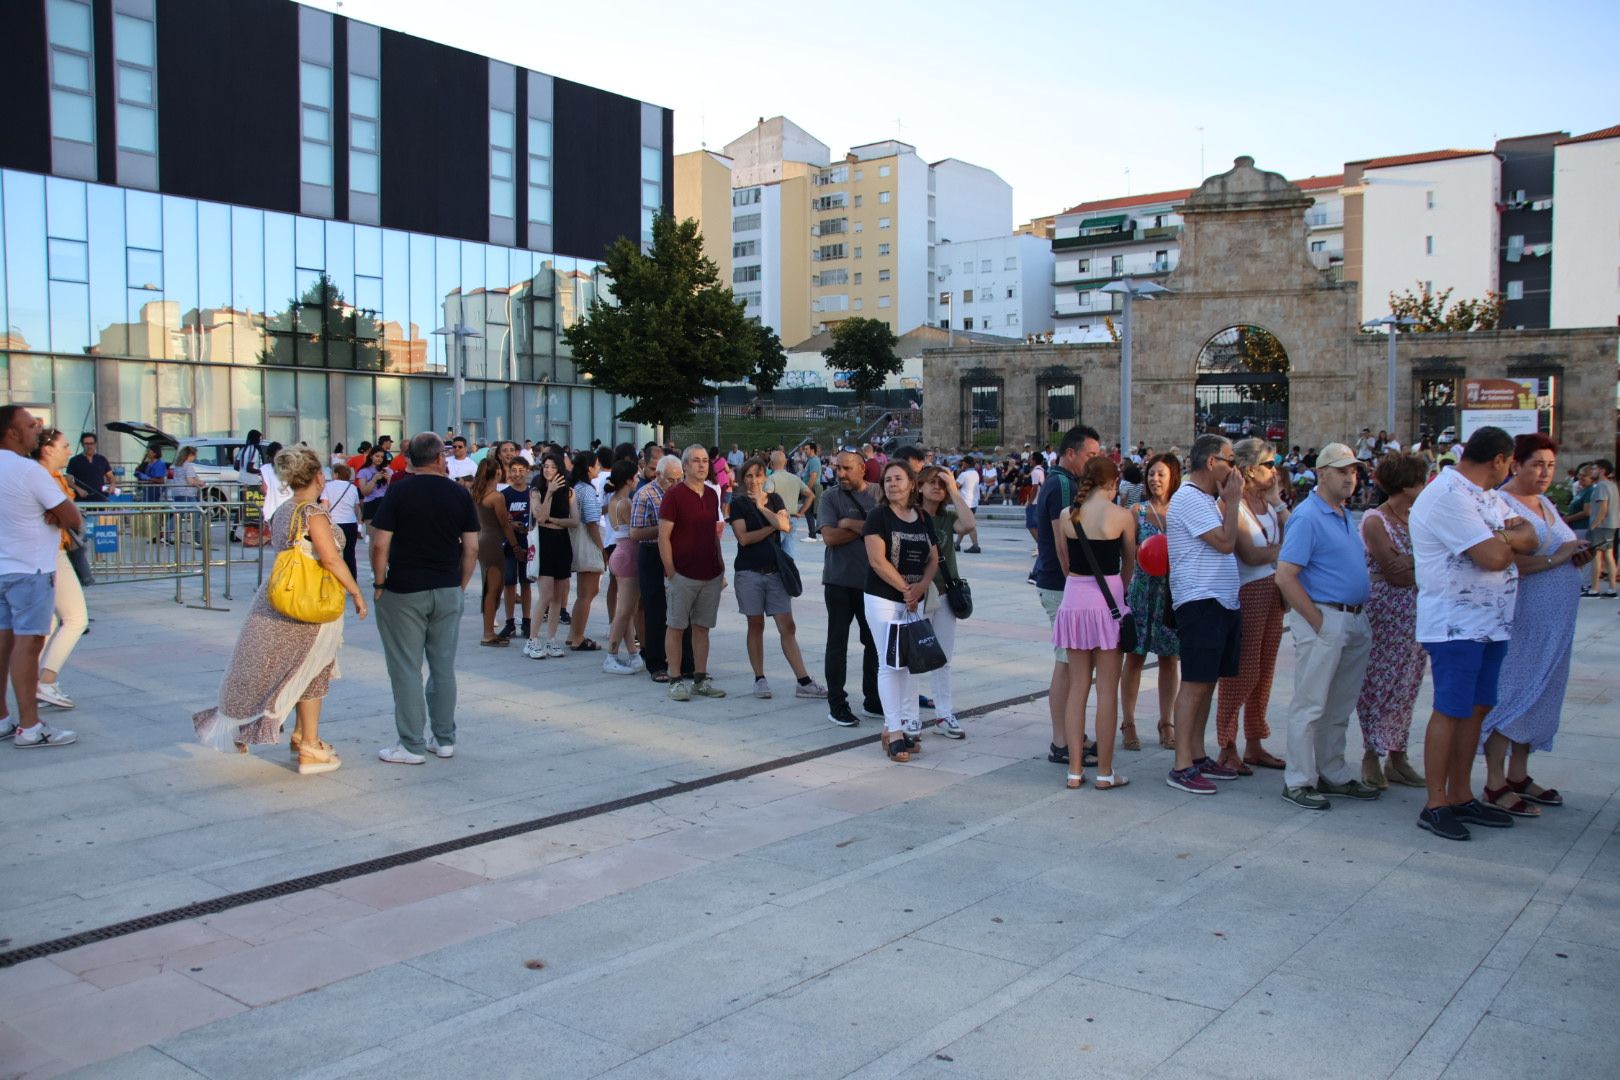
[194,446,367,774]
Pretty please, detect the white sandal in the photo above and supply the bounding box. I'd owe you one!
[1093,773,1130,791]
[1066,772,1085,790]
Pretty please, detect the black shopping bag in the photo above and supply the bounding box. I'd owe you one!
[899,616,947,675]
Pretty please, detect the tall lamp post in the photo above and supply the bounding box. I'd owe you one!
[1100,277,1172,452]
[1362,315,1418,439]
[432,323,483,439]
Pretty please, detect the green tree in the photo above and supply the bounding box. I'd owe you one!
[1387,283,1504,332]
[259,273,387,370]
[821,317,901,405]
[563,213,759,432]
[748,321,788,396]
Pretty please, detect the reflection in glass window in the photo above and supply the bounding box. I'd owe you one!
[349,74,381,198]
[48,0,95,147]
[114,13,154,65]
[48,239,89,282]
[113,11,159,155]
[127,248,162,290]
[490,108,516,220]
[300,61,333,188]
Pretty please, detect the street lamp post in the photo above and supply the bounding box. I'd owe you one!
[432,323,483,439]
[1362,315,1418,439]
[1100,277,1172,452]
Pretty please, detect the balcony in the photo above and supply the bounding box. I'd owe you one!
[1053,225,1181,251]
[1305,211,1344,229]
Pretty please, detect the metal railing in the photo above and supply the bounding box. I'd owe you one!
[77,494,270,610]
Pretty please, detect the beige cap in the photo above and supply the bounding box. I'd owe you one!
[1316,442,1358,470]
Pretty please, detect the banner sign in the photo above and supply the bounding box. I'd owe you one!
[92,523,119,553]
[1460,378,1539,439]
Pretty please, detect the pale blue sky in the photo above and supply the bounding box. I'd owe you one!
[301,0,1619,221]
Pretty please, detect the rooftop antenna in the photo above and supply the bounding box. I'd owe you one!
[1124,166,1131,195]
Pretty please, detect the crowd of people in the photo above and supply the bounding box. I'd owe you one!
[0,401,1600,845]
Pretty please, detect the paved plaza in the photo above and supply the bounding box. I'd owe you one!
[1,520,1616,1079]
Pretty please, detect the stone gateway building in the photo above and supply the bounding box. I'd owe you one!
[922,157,1617,464]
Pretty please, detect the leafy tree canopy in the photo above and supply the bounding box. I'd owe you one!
[821,317,901,404]
[748,321,788,396]
[563,213,759,431]
[1387,283,1504,332]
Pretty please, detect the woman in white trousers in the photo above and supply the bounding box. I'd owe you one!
[862,461,939,763]
[32,429,89,710]
[916,465,977,740]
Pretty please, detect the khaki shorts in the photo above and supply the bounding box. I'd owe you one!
[667,572,724,630]
[1039,587,1066,663]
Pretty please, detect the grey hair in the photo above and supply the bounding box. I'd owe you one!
[680,444,709,466]
[406,431,444,467]
[657,455,684,479]
[1232,438,1275,474]
[1189,433,1232,473]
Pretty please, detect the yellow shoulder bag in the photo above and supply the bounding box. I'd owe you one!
[268,502,346,623]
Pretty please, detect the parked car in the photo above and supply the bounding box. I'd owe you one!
[1219,416,1248,436]
[1265,421,1287,442]
[105,421,247,502]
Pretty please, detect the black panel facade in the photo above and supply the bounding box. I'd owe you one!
[0,0,52,174]
[156,0,300,213]
[662,107,675,213]
[332,16,349,221]
[553,78,641,260]
[378,30,487,241]
[92,0,116,181]
[1496,133,1561,330]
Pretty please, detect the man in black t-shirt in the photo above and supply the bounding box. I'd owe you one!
[370,432,479,765]
[65,432,113,498]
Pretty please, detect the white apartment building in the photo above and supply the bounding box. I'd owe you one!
[1049,175,1344,340]
[1550,126,1620,329]
[1350,150,1501,323]
[935,234,1054,337]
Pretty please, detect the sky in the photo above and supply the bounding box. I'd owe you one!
[299,0,1619,222]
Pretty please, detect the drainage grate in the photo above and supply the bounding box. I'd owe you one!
[0,688,1052,968]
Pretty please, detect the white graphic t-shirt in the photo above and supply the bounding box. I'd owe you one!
[1410,467,1519,642]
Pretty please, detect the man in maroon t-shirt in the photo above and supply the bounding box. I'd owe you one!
[658,445,726,701]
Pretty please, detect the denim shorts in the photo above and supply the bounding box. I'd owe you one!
[1423,639,1509,719]
[0,571,58,636]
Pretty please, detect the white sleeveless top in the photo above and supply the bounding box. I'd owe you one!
[1237,503,1279,586]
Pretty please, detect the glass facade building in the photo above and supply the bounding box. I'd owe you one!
[1,0,670,462]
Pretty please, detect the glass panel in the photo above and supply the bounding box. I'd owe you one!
[126,248,162,290]
[262,210,295,358]
[530,157,551,187]
[114,361,156,459]
[49,280,89,355]
[491,148,513,181]
[117,104,157,153]
[265,369,295,412]
[405,378,431,440]
[570,388,592,445]
[408,233,436,372]
[490,178,513,218]
[88,184,128,355]
[3,172,49,353]
[349,74,379,117]
[485,385,509,442]
[641,146,662,182]
[300,61,331,107]
[642,180,660,209]
[301,105,329,142]
[54,357,95,433]
[195,201,231,361]
[113,14,154,65]
[431,380,453,432]
[355,275,381,314]
[528,117,551,157]
[158,361,192,409]
[46,176,87,240]
[301,141,332,186]
[125,188,161,249]
[48,1,92,50]
[351,117,376,152]
[593,391,612,447]
[231,206,265,362]
[350,151,379,196]
[265,413,295,447]
[195,365,231,436]
[297,372,329,451]
[381,229,410,373]
[294,215,324,269]
[231,367,260,436]
[433,236,458,373]
[50,89,95,143]
[324,220,354,306]
[52,50,91,91]
[528,185,551,225]
[344,374,374,444]
[160,194,196,360]
[118,64,153,106]
[48,238,88,282]
[354,224,381,277]
[490,108,514,149]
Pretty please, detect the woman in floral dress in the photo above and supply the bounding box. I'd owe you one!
[1355,453,1429,788]
[1120,453,1181,750]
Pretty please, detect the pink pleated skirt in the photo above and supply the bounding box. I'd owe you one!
[1051,574,1130,651]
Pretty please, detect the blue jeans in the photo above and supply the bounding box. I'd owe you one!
[0,572,57,636]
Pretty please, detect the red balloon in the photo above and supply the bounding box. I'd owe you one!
[1138,533,1169,577]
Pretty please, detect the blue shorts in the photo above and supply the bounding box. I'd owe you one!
[1423,639,1509,719]
[0,571,58,636]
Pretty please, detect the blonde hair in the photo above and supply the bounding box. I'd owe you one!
[275,446,324,491]
[1232,438,1275,487]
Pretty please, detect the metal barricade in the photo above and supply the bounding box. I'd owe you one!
[79,501,226,610]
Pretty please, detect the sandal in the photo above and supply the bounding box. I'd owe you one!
[1243,749,1287,770]
[1093,773,1130,791]
[1509,776,1563,806]
[883,731,912,763]
[1066,771,1085,790]
[651,671,671,683]
[1120,723,1142,752]
[1157,721,1175,750]
[1218,749,1254,777]
[479,637,510,648]
[1484,783,1540,817]
[568,638,601,652]
[297,742,342,776]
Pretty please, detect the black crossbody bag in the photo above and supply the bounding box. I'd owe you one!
[743,496,802,597]
[1074,525,1137,653]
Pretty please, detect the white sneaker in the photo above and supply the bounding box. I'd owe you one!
[546,639,565,658]
[522,637,547,659]
[903,718,923,739]
[626,652,646,672]
[602,654,636,675]
[937,715,965,739]
[377,745,426,765]
[424,735,455,759]
[794,679,829,699]
[0,717,15,740]
[14,722,77,749]
[36,682,75,709]
[753,676,773,699]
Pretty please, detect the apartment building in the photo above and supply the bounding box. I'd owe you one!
[1550,126,1620,329]
[935,234,1053,337]
[1050,176,1344,340]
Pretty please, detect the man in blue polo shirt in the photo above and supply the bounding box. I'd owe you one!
[1273,442,1380,809]
[1031,424,1101,766]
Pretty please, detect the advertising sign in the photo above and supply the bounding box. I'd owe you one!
[1459,378,1539,440]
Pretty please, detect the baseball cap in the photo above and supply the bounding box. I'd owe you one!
[1316,442,1358,470]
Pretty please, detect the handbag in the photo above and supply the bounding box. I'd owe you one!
[898,613,948,674]
[940,571,973,620]
[267,503,345,623]
[745,496,802,597]
[570,521,606,572]
[1073,522,1138,653]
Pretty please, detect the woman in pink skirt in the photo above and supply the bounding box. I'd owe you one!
[1053,457,1137,790]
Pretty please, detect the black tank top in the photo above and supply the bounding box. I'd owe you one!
[1067,530,1122,575]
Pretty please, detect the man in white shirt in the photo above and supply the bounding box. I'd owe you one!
[1409,425,1537,841]
[727,444,745,470]
[0,406,84,747]
[956,456,982,553]
[446,437,477,485]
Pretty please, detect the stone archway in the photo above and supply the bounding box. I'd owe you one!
[1194,325,1290,444]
